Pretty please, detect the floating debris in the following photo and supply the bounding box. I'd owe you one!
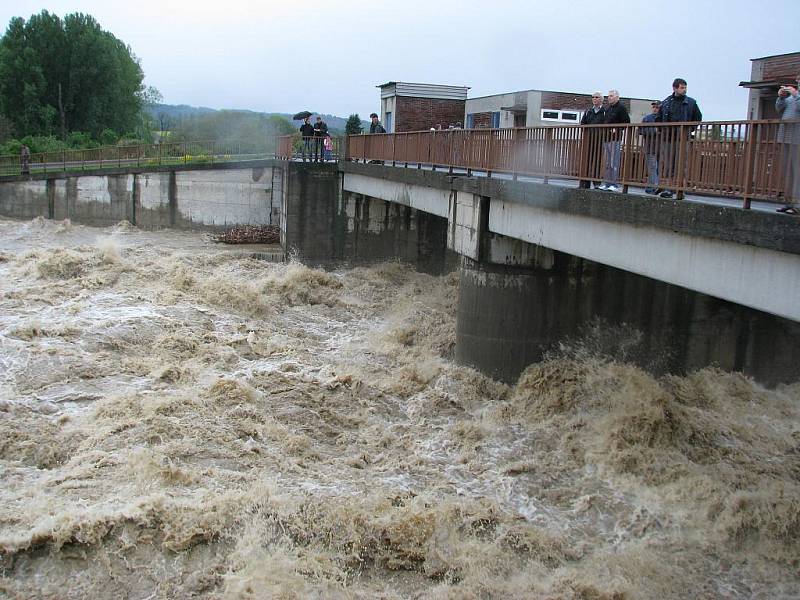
[215,224,279,244]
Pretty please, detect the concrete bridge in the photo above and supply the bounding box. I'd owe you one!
[1,157,799,386]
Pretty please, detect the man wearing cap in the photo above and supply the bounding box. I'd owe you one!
[578,92,606,189]
[369,113,386,134]
[776,80,800,215]
[641,100,662,195]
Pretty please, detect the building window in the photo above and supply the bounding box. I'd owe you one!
[385,112,392,132]
[466,113,474,129]
[491,111,500,129]
[541,109,583,123]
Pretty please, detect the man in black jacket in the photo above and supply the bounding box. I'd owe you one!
[599,89,630,192]
[299,117,315,162]
[655,78,702,198]
[369,113,386,134]
[579,92,606,189]
[313,116,328,162]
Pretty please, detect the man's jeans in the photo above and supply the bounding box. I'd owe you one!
[603,140,621,187]
[646,153,659,190]
[302,138,313,162]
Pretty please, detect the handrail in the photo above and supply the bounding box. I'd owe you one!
[345,119,800,207]
[0,138,285,177]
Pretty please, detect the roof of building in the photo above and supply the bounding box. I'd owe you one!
[377,81,470,90]
[467,87,657,103]
[378,82,470,101]
[750,51,800,61]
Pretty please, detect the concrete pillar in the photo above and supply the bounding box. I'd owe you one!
[455,245,800,387]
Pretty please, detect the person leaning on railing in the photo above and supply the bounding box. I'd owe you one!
[579,92,606,189]
[775,80,800,215]
[20,144,30,175]
[640,100,662,195]
[655,77,702,199]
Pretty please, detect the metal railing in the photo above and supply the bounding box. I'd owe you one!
[276,135,342,162]
[346,120,800,207]
[0,139,282,177]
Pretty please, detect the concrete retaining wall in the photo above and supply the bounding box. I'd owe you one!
[0,164,279,231]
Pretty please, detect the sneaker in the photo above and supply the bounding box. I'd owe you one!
[644,188,656,195]
[607,185,620,192]
[597,184,609,191]
[659,190,674,198]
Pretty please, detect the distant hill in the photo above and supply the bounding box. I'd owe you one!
[147,104,359,133]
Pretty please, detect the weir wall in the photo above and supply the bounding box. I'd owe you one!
[0,161,282,230]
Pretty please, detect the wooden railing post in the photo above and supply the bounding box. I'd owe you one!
[543,128,554,184]
[675,125,688,200]
[621,125,634,193]
[741,122,756,209]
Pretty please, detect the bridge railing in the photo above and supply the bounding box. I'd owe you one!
[276,135,342,161]
[346,120,798,207]
[0,139,282,177]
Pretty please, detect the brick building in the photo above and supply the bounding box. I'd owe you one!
[739,51,800,119]
[377,82,470,133]
[465,88,655,129]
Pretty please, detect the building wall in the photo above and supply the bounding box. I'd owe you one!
[380,96,396,133]
[467,90,652,128]
[761,54,800,81]
[747,54,800,120]
[394,96,466,132]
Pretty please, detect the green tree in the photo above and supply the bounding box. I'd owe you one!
[345,113,363,135]
[0,11,145,139]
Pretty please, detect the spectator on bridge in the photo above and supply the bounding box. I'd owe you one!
[579,92,606,189]
[641,100,662,195]
[369,113,386,134]
[323,134,333,161]
[775,81,800,215]
[299,116,315,162]
[598,89,629,192]
[20,144,30,175]
[655,78,702,199]
[313,116,328,163]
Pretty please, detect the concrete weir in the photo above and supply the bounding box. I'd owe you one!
[455,249,800,386]
[341,162,800,387]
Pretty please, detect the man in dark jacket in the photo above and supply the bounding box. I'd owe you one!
[313,116,328,162]
[299,117,315,162]
[599,89,630,192]
[369,113,386,134]
[579,92,606,189]
[641,101,661,194]
[655,78,702,198]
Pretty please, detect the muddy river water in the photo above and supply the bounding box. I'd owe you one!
[0,217,798,599]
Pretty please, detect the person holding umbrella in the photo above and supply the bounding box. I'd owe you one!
[298,115,315,162]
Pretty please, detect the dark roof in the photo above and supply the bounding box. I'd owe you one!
[750,51,800,61]
[739,79,785,89]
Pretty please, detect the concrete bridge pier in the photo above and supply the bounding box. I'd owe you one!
[455,236,800,386]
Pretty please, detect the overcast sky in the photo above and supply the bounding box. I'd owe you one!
[2,0,798,121]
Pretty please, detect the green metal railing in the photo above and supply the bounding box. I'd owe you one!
[0,139,281,177]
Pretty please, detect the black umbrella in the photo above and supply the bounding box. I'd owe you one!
[292,111,312,120]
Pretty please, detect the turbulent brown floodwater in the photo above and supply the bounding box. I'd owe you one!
[0,216,798,599]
